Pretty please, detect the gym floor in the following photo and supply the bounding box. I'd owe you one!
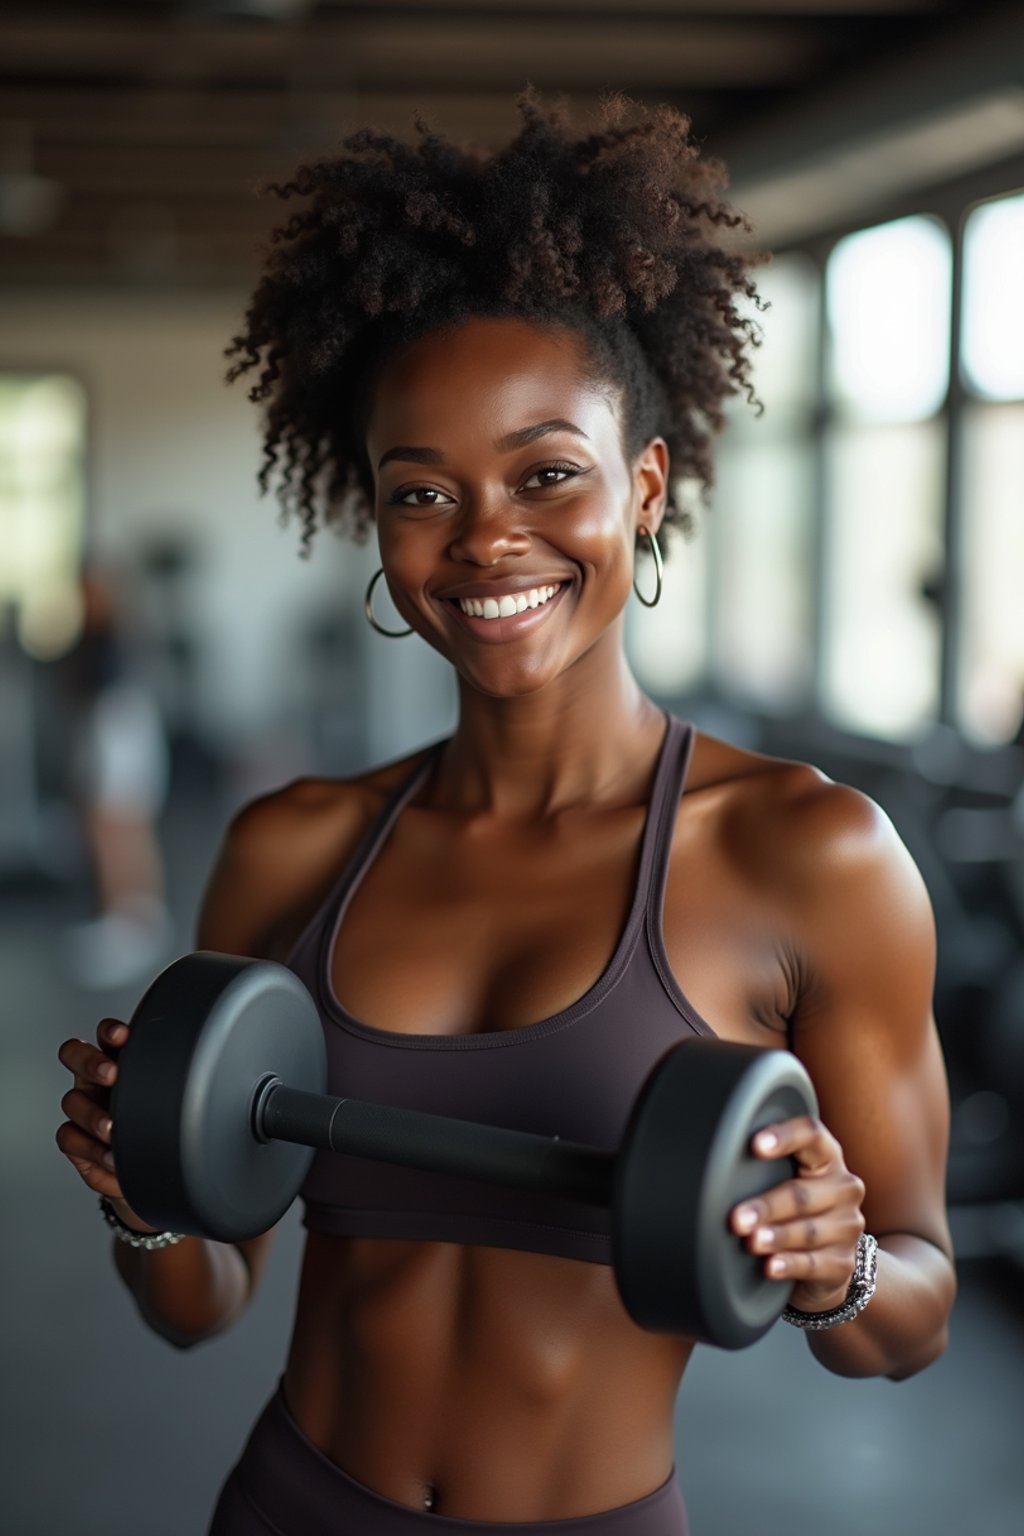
[6,785,1022,1536]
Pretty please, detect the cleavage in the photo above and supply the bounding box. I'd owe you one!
[329,807,648,1036]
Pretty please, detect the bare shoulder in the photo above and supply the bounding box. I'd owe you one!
[195,742,438,958]
[689,727,932,925]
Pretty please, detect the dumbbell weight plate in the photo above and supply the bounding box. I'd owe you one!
[111,953,327,1242]
[611,1039,818,1350]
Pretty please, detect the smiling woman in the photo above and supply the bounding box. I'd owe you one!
[56,87,955,1536]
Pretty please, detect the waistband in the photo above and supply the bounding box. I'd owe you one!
[227,1378,689,1535]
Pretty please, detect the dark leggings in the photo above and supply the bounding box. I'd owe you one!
[208,1379,690,1535]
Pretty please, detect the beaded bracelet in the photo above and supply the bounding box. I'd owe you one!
[781,1233,878,1330]
[99,1195,186,1251]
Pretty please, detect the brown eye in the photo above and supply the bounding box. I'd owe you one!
[521,463,580,490]
[388,486,455,508]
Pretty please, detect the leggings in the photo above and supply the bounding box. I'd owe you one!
[208,1379,689,1535]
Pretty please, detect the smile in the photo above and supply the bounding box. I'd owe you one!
[457,585,560,619]
[444,581,569,641]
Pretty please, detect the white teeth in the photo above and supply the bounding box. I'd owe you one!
[457,584,560,620]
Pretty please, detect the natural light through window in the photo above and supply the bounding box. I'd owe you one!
[712,255,819,709]
[961,190,1024,402]
[0,374,87,659]
[959,403,1024,743]
[827,215,952,423]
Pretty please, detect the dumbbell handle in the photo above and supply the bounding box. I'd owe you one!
[254,1078,616,1208]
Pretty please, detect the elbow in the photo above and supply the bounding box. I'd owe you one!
[141,1298,246,1352]
[158,1315,239,1352]
[885,1247,958,1382]
[886,1322,950,1382]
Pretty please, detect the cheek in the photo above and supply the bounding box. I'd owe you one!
[377,516,438,575]
[567,497,635,587]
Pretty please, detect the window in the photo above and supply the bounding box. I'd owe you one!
[709,254,819,711]
[0,373,88,658]
[628,193,1021,751]
[957,190,1024,746]
[820,216,951,740]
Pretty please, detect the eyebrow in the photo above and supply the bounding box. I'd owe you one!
[376,418,591,472]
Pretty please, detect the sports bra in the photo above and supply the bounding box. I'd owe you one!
[285,711,719,1265]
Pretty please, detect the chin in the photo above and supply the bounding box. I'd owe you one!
[456,661,561,700]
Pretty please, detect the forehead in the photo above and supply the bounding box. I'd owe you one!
[366,316,619,450]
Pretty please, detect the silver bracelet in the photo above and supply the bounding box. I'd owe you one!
[781,1233,878,1331]
[99,1195,186,1251]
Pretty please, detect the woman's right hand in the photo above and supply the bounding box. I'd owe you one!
[56,1019,158,1235]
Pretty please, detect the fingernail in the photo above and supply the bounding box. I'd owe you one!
[755,1226,775,1248]
[755,1131,778,1153]
[768,1256,787,1277]
[97,1063,115,1083]
[100,1117,113,1138]
[734,1207,758,1233]
[102,1151,115,1170]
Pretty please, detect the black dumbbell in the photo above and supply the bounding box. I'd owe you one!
[110,952,817,1350]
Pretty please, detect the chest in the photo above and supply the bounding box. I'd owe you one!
[328,798,792,1043]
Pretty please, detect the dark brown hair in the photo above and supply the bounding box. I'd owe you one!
[226,87,766,555]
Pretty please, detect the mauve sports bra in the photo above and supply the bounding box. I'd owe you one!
[286,711,718,1265]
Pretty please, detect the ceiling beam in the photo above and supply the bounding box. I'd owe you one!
[722,0,1024,243]
[0,15,825,89]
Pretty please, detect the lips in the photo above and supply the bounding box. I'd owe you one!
[442,580,570,642]
[436,578,572,603]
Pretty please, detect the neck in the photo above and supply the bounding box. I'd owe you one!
[436,633,667,821]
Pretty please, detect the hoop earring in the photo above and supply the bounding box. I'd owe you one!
[364,567,413,638]
[632,526,663,608]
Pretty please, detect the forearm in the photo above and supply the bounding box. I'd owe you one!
[112,1234,251,1349]
[804,1234,955,1380]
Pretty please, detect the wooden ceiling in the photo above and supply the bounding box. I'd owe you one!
[0,0,1012,283]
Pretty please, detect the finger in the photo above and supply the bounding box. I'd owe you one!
[60,1086,114,1144]
[57,1037,119,1089]
[730,1174,838,1236]
[54,1121,124,1198]
[750,1114,838,1173]
[747,1209,864,1256]
[762,1243,860,1289]
[98,1019,130,1050]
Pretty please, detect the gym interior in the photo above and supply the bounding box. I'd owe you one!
[2,3,1022,1532]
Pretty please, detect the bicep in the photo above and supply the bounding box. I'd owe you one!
[787,787,953,1261]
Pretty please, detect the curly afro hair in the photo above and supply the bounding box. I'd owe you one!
[225,86,766,557]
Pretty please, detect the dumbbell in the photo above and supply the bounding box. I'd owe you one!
[110,952,817,1350]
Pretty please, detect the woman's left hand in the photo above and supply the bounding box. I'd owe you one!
[730,1115,867,1313]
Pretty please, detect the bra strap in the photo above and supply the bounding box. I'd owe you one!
[643,715,697,925]
[317,738,445,936]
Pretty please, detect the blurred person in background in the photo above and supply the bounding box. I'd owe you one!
[57,90,955,1535]
[58,566,172,988]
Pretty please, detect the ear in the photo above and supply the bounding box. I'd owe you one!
[632,437,669,540]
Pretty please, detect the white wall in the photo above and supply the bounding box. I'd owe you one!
[0,287,455,769]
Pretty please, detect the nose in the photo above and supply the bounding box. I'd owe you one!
[447,495,532,567]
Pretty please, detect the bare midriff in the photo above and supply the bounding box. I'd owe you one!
[281,1233,694,1520]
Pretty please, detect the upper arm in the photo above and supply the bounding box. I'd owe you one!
[780,776,953,1264]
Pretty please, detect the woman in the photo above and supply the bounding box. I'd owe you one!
[56,91,956,1534]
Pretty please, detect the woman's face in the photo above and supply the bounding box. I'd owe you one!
[364,315,667,699]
